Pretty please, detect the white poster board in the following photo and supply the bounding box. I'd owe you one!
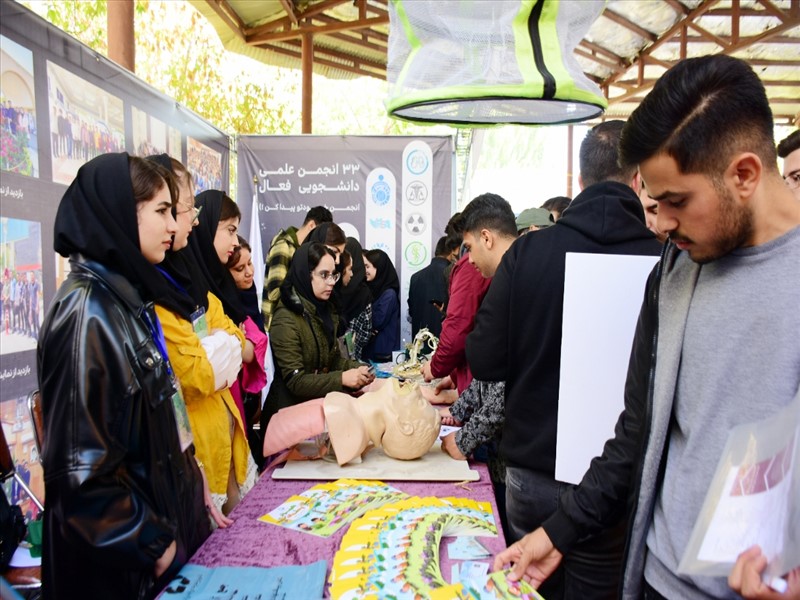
[555,253,658,484]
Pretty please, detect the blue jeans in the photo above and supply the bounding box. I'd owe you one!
[505,466,626,600]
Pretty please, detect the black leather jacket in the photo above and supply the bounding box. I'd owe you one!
[38,256,209,600]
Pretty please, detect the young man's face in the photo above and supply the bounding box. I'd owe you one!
[640,153,753,264]
[462,230,496,278]
[782,148,800,201]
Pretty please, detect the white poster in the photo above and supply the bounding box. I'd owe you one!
[554,252,658,485]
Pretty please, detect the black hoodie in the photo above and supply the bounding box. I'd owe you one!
[466,181,662,473]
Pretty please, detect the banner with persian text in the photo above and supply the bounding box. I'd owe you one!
[237,135,455,347]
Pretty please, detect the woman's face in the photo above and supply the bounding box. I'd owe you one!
[214,217,239,264]
[137,184,177,264]
[172,176,197,251]
[363,256,376,282]
[343,261,354,286]
[229,247,254,290]
[311,254,337,301]
[327,243,346,264]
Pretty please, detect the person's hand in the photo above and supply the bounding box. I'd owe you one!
[154,540,177,578]
[242,338,255,364]
[439,407,462,427]
[441,432,466,460]
[421,361,434,382]
[729,545,800,599]
[358,365,376,386]
[492,527,563,588]
[435,375,455,392]
[343,366,373,389]
[199,464,233,529]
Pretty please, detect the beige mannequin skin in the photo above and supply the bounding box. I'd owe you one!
[324,379,442,465]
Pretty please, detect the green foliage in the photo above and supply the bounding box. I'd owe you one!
[19,0,298,135]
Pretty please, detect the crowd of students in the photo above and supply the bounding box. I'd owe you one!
[24,55,800,600]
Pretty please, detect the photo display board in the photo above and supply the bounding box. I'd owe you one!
[0,2,229,518]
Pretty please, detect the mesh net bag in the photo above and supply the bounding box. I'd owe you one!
[386,0,607,126]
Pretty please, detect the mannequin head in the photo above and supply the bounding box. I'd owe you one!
[324,379,441,465]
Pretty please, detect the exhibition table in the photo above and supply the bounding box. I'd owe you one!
[189,459,506,591]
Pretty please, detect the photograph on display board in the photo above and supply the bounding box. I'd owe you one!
[1,217,43,355]
[132,105,181,159]
[0,34,39,178]
[1,394,44,522]
[47,60,125,185]
[187,136,223,192]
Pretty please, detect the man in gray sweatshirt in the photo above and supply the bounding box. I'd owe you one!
[494,55,800,600]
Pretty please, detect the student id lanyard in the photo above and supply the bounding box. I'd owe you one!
[190,306,209,339]
[143,309,194,452]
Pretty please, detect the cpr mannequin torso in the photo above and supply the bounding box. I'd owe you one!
[264,379,442,465]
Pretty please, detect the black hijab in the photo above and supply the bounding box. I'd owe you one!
[282,243,335,343]
[303,222,346,274]
[144,155,208,319]
[188,190,247,325]
[364,249,400,302]
[54,152,172,303]
[336,237,372,322]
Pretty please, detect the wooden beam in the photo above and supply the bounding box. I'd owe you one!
[204,0,246,41]
[602,0,720,89]
[108,0,135,72]
[607,15,800,106]
[578,40,626,64]
[601,9,657,42]
[247,15,388,44]
[302,33,312,134]
[755,0,791,21]
[686,21,732,49]
[296,0,350,21]
[327,30,387,53]
[277,38,387,71]
[664,0,690,15]
[314,14,389,42]
[278,0,298,25]
[731,0,739,44]
[257,42,386,78]
[574,48,627,72]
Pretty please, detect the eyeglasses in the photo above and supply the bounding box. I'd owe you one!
[784,170,800,190]
[312,270,341,283]
[177,202,202,219]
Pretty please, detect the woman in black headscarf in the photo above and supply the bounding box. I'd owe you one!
[263,243,374,429]
[336,237,373,360]
[154,188,254,516]
[363,249,401,363]
[38,153,210,599]
[303,221,347,267]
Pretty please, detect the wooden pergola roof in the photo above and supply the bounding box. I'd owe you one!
[189,0,800,127]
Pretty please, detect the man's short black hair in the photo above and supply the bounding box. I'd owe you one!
[444,233,462,255]
[541,196,571,214]
[620,55,777,177]
[461,193,517,239]
[579,120,634,187]
[303,206,333,226]
[777,130,800,159]
[434,235,448,257]
[445,211,464,235]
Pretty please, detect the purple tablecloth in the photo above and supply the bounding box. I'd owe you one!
[189,461,506,591]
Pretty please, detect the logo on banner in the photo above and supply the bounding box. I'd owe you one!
[406,150,430,175]
[369,218,392,229]
[373,242,391,254]
[405,213,426,235]
[404,242,428,267]
[405,181,428,206]
[371,174,391,206]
